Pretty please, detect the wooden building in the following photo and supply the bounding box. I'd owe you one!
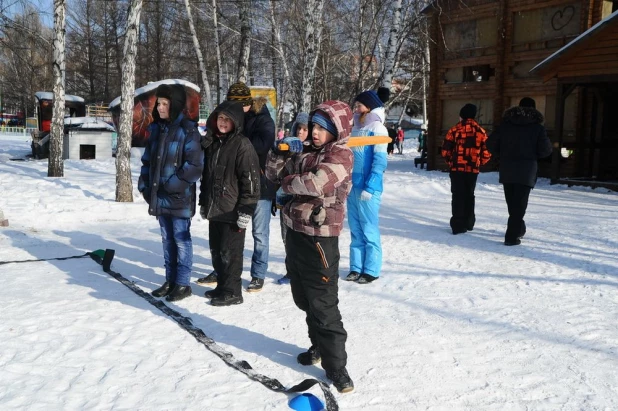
[423,0,618,182]
[532,10,618,188]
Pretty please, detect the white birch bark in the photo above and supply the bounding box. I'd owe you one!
[299,0,325,113]
[184,0,213,112]
[381,0,403,90]
[212,0,223,104]
[237,0,251,83]
[268,0,291,126]
[115,0,142,203]
[48,0,66,178]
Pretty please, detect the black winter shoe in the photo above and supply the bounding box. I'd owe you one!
[357,274,377,284]
[326,367,354,393]
[152,282,173,297]
[204,289,222,299]
[504,238,521,246]
[165,285,192,302]
[345,271,361,281]
[196,271,218,284]
[247,277,264,293]
[297,346,321,366]
[452,228,467,235]
[211,293,243,306]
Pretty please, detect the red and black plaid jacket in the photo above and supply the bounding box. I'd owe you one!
[441,119,491,173]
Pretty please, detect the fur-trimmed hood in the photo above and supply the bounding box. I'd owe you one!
[502,106,544,126]
[250,96,268,114]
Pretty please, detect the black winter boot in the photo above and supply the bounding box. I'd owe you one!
[152,282,173,297]
[211,293,243,306]
[297,346,321,366]
[165,285,192,302]
[196,270,218,284]
[247,277,264,292]
[204,289,222,299]
[326,367,354,393]
[345,271,360,281]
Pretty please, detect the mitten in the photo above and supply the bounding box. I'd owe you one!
[360,190,372,201]
[237,212,251,230]
[278,137,303,153]
[200,205,207,219]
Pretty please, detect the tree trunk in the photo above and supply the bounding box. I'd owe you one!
[299,0,324,113]
[115,0,143,203]
[212,0,223,104]
[381,0,402,91]
[268,0,291,127]
[184,0,213,113]
[236,0,251,83]
[48,0,66,178]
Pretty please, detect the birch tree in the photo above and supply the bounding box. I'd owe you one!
[48,0,66,178]
[268,0,292,126]
[184,0,212,112]
[115,0,142,202]
[236,0,251,83]
[380,0,402,92]
[211,0,223,104]
[298,0,324,113]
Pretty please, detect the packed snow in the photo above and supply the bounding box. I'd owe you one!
[1,134,617,410]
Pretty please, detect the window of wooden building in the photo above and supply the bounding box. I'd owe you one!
[443,17,498,57]
[512,3,581,50]
[441,99,494,131]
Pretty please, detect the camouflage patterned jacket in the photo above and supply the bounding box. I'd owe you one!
[266,100,353,237]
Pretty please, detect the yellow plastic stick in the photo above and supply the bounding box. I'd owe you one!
[278,135,392,151]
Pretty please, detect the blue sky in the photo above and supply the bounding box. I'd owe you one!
[7,0,54,27]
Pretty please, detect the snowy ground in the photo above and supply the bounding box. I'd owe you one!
[1,135,617,410]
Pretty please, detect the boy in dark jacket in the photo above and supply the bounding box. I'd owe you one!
[199,101,261,306]
[441,103,491,234]
[197,82,275,293]
[487,97,552,246]
[138,84,204,302]
[266,100,355,393]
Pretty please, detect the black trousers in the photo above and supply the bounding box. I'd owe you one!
[503,183,531,242]
[285,229,347,372]
[209,221,246,296]
[449,172,478,232]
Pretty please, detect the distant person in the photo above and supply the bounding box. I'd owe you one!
[277,128,284,140]
[199,101,261,306]
[346,90,388,284]
[197,81,275,293]
[396,126,405,154]
[416,128,428,169]
[387,123,397,155]
[266,100,355,393]
[138,84,204,302]
[441,103,491,235]
[272,111,309,284]
[487,97,552,246]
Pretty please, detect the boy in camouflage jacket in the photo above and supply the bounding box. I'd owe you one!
[265,100,355,393]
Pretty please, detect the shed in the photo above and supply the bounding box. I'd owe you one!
[531,9,618,189]
[62,117,115,160]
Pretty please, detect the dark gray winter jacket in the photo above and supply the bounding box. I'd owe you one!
[487,107,553,188]
[199,101,260,223]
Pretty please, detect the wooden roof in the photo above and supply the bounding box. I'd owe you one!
[531,10,618,81]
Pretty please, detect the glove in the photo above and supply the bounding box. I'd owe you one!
[271,199,277,217]
[278,137,303,153]
[360,190,372,201]
[237,212,251,230]
[200,205,207,219]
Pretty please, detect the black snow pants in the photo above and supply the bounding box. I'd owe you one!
[449,171,478,233]
[209,220,246,297]
[503,183,531,242]
[285,229,348,372]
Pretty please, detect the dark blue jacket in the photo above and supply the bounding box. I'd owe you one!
[488,107,552,188]
[138,112,204,218]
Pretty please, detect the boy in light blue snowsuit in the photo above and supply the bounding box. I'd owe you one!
[345,90,388,284]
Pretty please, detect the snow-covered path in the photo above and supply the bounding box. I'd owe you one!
[1,136,617,410]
